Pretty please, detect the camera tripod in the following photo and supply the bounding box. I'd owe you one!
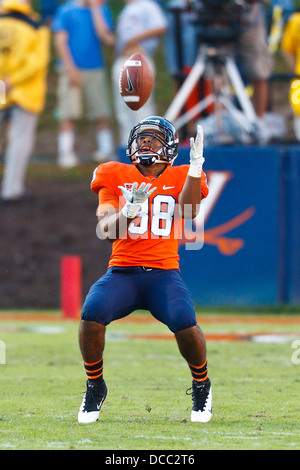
[164,44,260,143]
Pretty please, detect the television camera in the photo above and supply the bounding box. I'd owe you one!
[190,0,248,47]
[164,0,262,143]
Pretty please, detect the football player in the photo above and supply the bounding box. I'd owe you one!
[78,116,212,424]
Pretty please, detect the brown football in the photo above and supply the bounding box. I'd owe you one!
[119,53,154,111]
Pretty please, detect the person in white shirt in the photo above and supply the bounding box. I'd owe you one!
[112,0,167,146]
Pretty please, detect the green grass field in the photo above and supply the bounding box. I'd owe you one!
[0,310,299,451]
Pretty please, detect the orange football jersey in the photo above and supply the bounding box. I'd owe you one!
[91,161,209,270]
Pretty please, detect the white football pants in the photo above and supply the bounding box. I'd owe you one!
[0,107,38,200]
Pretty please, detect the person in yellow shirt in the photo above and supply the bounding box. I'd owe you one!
[0,0,50,201]
[281,12,300,141]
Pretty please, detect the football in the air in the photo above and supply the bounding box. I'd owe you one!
[119,52,154,111]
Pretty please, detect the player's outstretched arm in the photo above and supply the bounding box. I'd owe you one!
[97,182,156,241]
[178,125,205,219]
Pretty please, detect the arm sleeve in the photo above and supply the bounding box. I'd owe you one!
[98,187,119,214]
[177,165,209,200]
[91,164,120,214]
[51,6,67,32]
[201,170,209,200]
[144,3,167,30]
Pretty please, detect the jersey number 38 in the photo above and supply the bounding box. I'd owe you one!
[129,195,176,238]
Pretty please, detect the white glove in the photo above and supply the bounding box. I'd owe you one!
[118,182,157,219]
[188,124,205,178]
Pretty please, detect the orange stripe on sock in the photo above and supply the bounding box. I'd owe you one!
[192,369,207,376]
[84,358,103,367]
[85,366,103,374]
[188,360,207,369]
[86,371,104,380]
[193,373,208,382]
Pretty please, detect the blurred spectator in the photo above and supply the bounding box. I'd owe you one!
[52,0,115,168]
[281,11,300,140]
[236,1,273,125]
[0,0,50,202]
[40,0,60,21]
[112,0,167,146]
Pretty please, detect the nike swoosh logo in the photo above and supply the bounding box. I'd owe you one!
[163,185,175,190]
[97,397,105,410]
[125,69,134,93]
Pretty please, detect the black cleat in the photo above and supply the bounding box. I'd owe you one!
[186,378,212,422]
[78,379,108,424]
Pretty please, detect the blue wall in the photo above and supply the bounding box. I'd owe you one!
[282,146,300,305]
[118,144,300,306]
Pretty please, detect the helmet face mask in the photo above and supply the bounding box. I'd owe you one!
[126,116,179,166]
